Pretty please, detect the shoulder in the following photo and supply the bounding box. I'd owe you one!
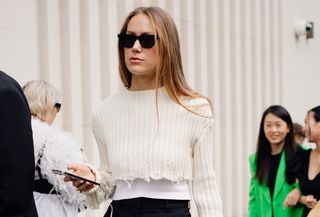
[31,119,52,153]
[0,72,30,128]
[92,94,119,120]
[0,71,14,90]
[32,119,75,143]
[286,147,309,178]
[0,71,24,102]
[32,119,51,135]
[33,122,85,165]
[91,91,126,131]
[0,71,22,95]
[33,119,81,150]
[93,90,126,115]
[249,154,257,164]
[249,154,257,174]
[32,119,58,145]
[183,97,212,117]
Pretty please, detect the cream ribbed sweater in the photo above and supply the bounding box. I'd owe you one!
[86,87,223,217]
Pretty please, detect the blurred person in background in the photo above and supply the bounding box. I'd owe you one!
[293,122,306,146]
[295,106,320,217]
[0,71,38,217]
[249,105,303,217]
[23,80,87,217]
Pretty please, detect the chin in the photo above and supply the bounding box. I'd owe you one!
[270,141,283,146]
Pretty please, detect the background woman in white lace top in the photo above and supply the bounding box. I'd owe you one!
[65,6,223,217]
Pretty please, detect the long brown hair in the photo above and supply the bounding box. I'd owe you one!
[118,7,212,115]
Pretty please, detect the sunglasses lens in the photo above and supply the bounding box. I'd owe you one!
[54,103,61,112]
[118,34,136,48]
[139,35,155,48]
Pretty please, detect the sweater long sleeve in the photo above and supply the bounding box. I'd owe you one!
[86,87,223,216]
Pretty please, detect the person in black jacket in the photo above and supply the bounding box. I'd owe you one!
[0,71,38,217]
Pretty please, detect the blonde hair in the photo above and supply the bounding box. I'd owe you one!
[23,80,60,122]
[118,7,212,115]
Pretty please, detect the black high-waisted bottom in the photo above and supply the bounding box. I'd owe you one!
[104,197,191,217]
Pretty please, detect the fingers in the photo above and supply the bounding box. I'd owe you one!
[305,195,317,208]
[63,164,97,193]
[283,188,301,208]
[307,202,317,209]
[67,164,92,177]
[284,198,298,208]
[83,184,95,192]
[64,177,90,192]
[67,163,81,172]
[76,182,95,192]
[288,198,298,207]
[64,176,73,182]
[283,196,290,208]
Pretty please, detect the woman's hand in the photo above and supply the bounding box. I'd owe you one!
[299,195,318,209]
[64,164,97,192]
[283,188,301,208]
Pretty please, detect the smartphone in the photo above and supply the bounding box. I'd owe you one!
[52,169,100,186]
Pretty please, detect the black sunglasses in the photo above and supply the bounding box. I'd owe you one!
[54,102,61,113]
[118,34,160,48]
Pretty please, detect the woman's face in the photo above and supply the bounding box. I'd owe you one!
[304,111,320,142]
[124,14,158,85]
[263,113,290,146]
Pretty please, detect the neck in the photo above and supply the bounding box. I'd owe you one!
[314,142,320,153]
[270,142,284,155]
[130,75,156,91]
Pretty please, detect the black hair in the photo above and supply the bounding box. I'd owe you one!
[255,105,296,184]
[310,106,320,123]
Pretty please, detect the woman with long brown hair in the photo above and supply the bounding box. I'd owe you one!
[65,7,223,217]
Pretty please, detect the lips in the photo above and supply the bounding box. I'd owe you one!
[130,56,143,63]
[268,135,280,140]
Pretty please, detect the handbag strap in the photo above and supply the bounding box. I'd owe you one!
[36,140,47,180]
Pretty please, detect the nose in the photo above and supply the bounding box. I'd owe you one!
[270,126,279,133]
[132,39,142,52]
[303,125,308,134]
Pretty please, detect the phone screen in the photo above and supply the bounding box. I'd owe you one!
[52,169,100,186]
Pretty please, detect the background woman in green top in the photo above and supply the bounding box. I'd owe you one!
[249,105,303,217]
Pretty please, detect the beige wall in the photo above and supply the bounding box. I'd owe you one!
[282,0,320,125]
[1,0,319,216]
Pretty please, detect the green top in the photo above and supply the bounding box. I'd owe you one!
[248,152,303,217]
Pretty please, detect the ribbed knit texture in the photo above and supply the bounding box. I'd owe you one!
[86,87,223,217]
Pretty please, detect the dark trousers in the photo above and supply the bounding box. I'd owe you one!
[104,197,191,217]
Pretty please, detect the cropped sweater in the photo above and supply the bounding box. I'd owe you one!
[86,87,223,217]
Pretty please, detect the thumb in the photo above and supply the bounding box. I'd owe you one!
[283,197,288,208]
[67,163,80,171]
